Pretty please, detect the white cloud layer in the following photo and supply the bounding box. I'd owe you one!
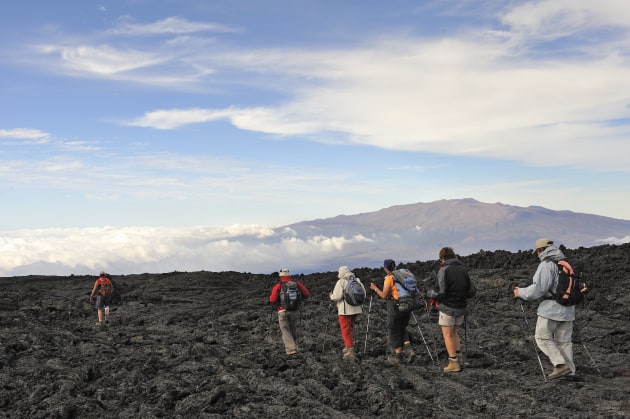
[0,226,370,276]
[1,223,627,277]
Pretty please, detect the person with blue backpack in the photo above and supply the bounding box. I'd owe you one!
[329,266,366,360]
[370,259,416,364]
[269,268,311,355]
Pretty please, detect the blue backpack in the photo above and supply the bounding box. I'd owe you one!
[393,269,421,312]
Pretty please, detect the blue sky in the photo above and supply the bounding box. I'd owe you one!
[1,0,630,275]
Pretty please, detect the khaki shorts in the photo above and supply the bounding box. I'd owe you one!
[438,311,464,327]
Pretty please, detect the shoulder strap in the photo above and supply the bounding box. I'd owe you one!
[557,260,574,275]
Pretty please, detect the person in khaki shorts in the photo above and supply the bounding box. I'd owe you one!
[426,247,475,373]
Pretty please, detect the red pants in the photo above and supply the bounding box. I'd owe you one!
[338,314,357,348]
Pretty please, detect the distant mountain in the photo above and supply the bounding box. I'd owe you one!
[276,198,630,269]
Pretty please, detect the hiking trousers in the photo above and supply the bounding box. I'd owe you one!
[535,316,575,374]
[338,314,358,348]
[278,310,300,353]
[387,301,411,350]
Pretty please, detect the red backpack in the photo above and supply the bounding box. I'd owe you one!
[98,276,113,297]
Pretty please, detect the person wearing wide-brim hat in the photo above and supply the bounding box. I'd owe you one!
[514,238,576,379]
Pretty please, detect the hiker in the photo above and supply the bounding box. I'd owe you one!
[426,247,475,373]
[90,271,113,326]
[329,266,366,360]
[514,238,575,379]
[269,268,311,355]
[369,259,415,364]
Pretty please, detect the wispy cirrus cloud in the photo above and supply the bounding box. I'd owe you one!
[107,16,238,36]
[500,0,630,44]
[38,44,168,75]
[0,128,50,140]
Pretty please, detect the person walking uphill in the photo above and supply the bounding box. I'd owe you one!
[370,259,415,365]
[329,266,366,360]
[90,271,113,326]
[514,238,575,379]
[269,268,311,355]
[426,247,476,373]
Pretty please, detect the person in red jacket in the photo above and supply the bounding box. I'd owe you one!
[269,268,310,355]
[90,271,113,326]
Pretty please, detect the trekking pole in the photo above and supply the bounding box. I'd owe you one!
[321,303,333,354]
[411,311,436,364]
[517,299,548,382]
[266,309,274,337]
[573,320,602,376]
[463,314,468,365]
[422,298,440,363]
[363,294,373,355]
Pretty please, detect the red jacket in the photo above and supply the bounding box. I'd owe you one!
[269,276,310,311]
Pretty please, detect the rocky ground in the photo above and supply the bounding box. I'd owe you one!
[0,243,629,418]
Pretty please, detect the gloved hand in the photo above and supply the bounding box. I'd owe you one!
[426,289,438,299]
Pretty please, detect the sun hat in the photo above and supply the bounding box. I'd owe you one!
[338,266,353,279]
[532,238,553,254]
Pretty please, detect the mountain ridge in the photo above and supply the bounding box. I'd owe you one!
[279,198,630,268]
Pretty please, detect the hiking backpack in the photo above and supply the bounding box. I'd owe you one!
[98,276,113,297]
[392,269,422,313]
[280,280,302,311]
[343,275,366,306]
[553,259,587,306]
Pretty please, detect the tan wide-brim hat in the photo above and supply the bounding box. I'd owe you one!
[532,238,553,254]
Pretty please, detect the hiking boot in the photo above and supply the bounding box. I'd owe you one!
[286,349,298,355]
[342,347,357,360]
[548,364,571,379]
[402,344,415,363]
[386,352,402,365]
[443,358,462,373]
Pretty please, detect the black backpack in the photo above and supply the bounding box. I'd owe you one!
[280,280,302,311]
[392,269,422,313]
[343,275,366,306]
[553,259,587,306]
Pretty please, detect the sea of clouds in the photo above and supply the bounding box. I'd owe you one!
[0,225,376,277]
[2,225,629,277]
